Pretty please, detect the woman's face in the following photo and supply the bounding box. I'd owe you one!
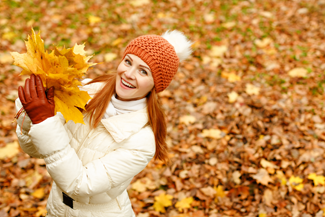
[115,54,154,101]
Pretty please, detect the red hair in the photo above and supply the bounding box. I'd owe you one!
[84,74,169,163]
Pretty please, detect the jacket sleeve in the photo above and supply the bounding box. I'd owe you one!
[15,98,42,158]
[29,115,155,198]
[15,98,66,159]
[15,79,92,159]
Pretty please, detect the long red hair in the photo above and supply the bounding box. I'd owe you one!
[84,74,169,163]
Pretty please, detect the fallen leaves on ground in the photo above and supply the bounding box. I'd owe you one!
[153,193,173,213]
[0,141,19,159]
[288,68,308,78]
[288,176,304,191]
[179,115,196,125]
[175,197,194,212]
[308,173,325,186]
[252,169,273,186]
[2,0,325,216]
[201,129,223,139]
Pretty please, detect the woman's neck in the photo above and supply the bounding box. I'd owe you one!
[115,94,146,101]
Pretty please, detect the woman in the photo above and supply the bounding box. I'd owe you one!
[15,30,192,216]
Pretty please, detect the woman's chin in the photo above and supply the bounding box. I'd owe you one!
[116,92,133,101]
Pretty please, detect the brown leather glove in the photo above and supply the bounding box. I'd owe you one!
[18,74,55,124]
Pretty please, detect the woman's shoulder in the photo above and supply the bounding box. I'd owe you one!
[126,124,155,152]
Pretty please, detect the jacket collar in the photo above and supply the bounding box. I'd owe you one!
[100,107,149,143]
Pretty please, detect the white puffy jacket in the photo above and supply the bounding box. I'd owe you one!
[15,82,156,217]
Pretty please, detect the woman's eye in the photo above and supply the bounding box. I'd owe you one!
[140,69,148,75]
[125,59,131,65]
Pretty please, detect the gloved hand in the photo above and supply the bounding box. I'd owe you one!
[18,74,55,124]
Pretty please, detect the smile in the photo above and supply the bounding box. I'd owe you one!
[121,78,136,88]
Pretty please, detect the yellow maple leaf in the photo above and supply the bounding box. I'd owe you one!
[175,197,193,212]
[10,29,95,124]
[228,73,241,82]
[197,95,208,105]
[35,207,47,217]
[214,185,226,198]
[294,183,304,191]
[275,171,287,186]
[153,193,173,213]
[308,173,325,186]
[289,176,304,191]
[32,188,45,199]
[259,213,267,217]
[221,72,241,82]
[0,141,19,159]
[88,15,101,24]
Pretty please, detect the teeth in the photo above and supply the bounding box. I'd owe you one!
[122,79,135,88]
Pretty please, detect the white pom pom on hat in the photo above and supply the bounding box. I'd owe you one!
[161,30,193,62]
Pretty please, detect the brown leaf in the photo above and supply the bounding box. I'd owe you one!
[252,169,273,185]
[263,189,273,207]
[200,186,216,198]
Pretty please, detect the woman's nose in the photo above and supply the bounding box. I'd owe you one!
[124,67,136,79]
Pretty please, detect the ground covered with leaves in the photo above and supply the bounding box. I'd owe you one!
[1,0,325,216]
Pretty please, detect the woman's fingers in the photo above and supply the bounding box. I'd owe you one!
[47,86,55,105]
[36,75,46,99]
[29,74,38,99]
[24,78,31,101]
[22,75,48,102]
[18,86,26,104]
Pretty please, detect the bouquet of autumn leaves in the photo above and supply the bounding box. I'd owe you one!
[12,29,95,124]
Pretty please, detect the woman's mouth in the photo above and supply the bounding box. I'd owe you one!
[121,78,136,89]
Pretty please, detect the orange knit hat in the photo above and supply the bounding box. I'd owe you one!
[122,35,180,93]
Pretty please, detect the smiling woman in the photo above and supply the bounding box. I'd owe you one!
[15,30,192,217]
[116,54,155,101]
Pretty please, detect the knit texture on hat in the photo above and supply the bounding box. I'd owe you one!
[122,35,179,93]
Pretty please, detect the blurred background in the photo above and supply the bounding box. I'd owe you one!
[1,0,325,216]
